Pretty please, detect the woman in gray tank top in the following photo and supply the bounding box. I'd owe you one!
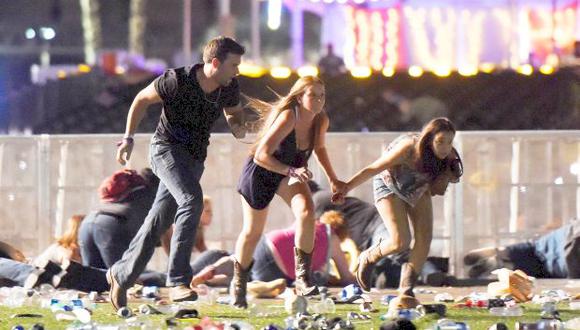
[333,117,462,310]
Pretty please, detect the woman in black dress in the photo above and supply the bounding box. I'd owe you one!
[232,76,345,308]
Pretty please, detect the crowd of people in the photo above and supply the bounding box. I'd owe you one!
[1,36,578,317]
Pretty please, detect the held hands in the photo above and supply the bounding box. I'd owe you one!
[330,180,349,205]
[116,137,134,166]
[287,166,313,183]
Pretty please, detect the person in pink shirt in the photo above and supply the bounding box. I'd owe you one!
[252,218,354,286]
[188,211,355,291]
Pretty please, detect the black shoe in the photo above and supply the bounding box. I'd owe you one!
[424,272,457,287]
[34,259,63,277]
[24,268,58,289]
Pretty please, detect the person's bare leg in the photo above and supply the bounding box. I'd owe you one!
[231,198,268,308]
[375,196,413,255]
[276,179,318,295]
[407,194,433,272]
[392,194,433,309]
[356,195,411,291]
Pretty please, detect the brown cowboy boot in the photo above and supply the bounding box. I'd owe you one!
[355,239,386,291]
[231,258,252,309]
[294,247,319,296]
[390,262,420,309]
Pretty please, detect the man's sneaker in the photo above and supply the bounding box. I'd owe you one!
[169,285,198,302]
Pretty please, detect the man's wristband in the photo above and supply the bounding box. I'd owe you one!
[117,136,134,147]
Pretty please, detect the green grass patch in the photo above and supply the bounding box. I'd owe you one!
[1,301,578,329]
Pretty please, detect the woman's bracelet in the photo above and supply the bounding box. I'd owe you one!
[287,166,298,178]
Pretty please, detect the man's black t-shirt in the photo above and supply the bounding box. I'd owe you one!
[154,63,240,161]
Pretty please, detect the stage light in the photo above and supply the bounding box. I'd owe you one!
[239,63,266,78]
[267,0,282,30]
[433,66,451,77]
[480,63,495,73]
[516,64,533,76]
[408,66,423,77]
[40,27,56,40]
[25,28,36,40]
[539,64,554,75]
[458,66,477,76]
[382,67,395,77]
[370,11,384,70]
[355,9,370,66]
[270,66,292,79]
[77,64,91,73]
[115,66,126,75]
[350,66,372,78]
[297,65,319,77]
[385,8,399,68]
[57,70,67,79]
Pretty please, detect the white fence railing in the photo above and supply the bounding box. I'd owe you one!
[1,131,578,275]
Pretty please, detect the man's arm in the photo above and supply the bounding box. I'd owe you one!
[117,82,162,165]
[223,103,246,139]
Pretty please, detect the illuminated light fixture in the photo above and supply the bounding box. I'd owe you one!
[239,63,266,78]
[25,28,36,39]
[408,66,423,77]
[355,9,370,66]
[539,64,554,75]
[115,66,126,75]
[385,8,400,69]
[433,67,451,77]
[337,0,347,3]
[350,66,372,78]
[297,65,319,77]
[370,12,384,70]
[382,67,395,77]
[270,66,292,79]
[479,62,495,73]
[458,67,478,77]
[267,0,282,30]
[516,64,533,76]
[57,70,67,79]
[40,27,56,40]
[77,64,91,73]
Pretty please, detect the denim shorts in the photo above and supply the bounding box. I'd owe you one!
[373,175,394,204]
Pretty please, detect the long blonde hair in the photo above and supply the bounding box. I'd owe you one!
[318,210,348,241]
[57,214,84,250]
[247,76,325,155]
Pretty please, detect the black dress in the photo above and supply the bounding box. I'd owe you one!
[237,129,313,210]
